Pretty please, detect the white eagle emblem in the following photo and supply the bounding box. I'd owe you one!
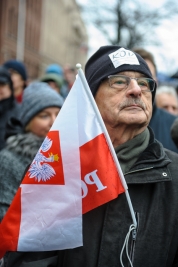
[29,136,59,182]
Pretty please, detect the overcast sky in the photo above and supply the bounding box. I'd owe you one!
[77,0,178,76]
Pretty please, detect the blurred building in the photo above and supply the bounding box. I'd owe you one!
[0,0,88,81]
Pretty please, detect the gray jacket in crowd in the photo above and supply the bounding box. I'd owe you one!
[0,133,44,222]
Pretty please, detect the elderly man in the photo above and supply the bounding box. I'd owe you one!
[5,46,178,267]
[155,85,178,115]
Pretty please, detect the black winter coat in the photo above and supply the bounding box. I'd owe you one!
[0,97,20,150]
[149,104,178,153]
[4,128,178,267]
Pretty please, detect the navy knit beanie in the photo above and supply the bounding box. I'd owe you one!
[3,59,28,82]
[85,45,157,102]
[20,81,64,128]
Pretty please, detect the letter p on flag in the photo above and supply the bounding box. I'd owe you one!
[81,170,107,198]
[0,66,127,257]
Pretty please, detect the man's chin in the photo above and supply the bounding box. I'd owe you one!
[124,115,148,126]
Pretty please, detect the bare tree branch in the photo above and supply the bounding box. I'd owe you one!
[78,0,178,48]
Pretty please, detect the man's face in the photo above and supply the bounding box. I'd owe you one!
[0,83,12,100]
[156,93,178,115]
[95,71,153,130]
[47,81,60,93]
[9,69,25,96]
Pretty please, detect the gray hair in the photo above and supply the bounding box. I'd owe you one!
[156,85,177,99]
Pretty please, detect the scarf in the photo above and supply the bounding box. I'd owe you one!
[115,128,150,174]
[6,132,44,161]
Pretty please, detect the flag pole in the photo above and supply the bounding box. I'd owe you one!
[76,63,137,228]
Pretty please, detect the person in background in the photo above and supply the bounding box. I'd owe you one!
[133,47,157,81]
[133,47,178,153]
[63,64,76,87]
[155,85,178,115]
[5,46,178,267]
[45,63,77,99]
[171,117,178,148]
[0,81,63,222]
[45,63,69,99]
[45,63,63,77]
[40,72,64,96]
[0,66,20,151]
[3,59,28,103]
[63,64,76,98]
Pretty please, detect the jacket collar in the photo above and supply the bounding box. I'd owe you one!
[124,127,172,184]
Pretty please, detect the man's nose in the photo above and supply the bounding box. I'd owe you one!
[126,79,142,97]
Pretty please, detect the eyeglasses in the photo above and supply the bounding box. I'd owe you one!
[108,75,156,92]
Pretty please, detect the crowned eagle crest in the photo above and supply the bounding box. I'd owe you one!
[29,136,59,182]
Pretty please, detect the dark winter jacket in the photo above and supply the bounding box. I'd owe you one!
[0,133,44,222]
[149,104,178,153]
[4,128,178,267]
[171,118,178,148]
[0,97,21,151]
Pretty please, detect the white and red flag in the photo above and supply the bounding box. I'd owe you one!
[0,67,128,258]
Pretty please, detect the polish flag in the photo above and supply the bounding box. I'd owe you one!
[0,70,127,258]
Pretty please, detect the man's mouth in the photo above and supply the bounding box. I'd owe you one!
[121,104,143,110]
[119,100,146,111]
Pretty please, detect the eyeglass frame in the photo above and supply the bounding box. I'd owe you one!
[107,74,156,93]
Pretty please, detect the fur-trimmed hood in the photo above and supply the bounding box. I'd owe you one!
[6,132,44,161]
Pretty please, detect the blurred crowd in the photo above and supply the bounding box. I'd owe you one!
[1,49,178,154]
[0,60,77,150]
[1,47,178,222]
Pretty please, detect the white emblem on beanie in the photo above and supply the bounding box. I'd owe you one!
[109,47,140,68]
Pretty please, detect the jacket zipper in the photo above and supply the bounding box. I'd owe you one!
[124,167,154,176]
[124,168,150,265]
[129,212,139,266]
